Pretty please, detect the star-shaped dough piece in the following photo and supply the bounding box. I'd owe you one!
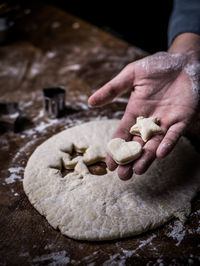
[130,116,163,142]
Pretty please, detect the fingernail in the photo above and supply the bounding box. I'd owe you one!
[134,167,144,175]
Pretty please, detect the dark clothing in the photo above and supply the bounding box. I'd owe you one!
[168,0,200,46]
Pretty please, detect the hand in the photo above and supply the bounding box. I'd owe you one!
[88,49,200,180]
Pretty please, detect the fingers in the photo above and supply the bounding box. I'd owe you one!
[107,114,186,179]
[88,63,135,107]
[156,122,185,158]
[106,154,118,171]
[116,134,164,179]
[118,163,133,180]
[118,122,185,178]
[133,134,164,175]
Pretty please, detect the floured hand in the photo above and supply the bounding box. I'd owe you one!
[88,47,200,180]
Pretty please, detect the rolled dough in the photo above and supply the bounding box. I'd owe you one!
[23,120,200,241]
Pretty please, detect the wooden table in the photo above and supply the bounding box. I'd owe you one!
[0,2,200,265]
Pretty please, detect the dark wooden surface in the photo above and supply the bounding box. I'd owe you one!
[0,2,200,265]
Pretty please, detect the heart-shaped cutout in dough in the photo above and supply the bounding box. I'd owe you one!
[107,138,142,165]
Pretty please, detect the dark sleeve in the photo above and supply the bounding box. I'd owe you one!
[168,0,200,46]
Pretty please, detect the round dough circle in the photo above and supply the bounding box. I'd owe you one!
[23,120,200,241]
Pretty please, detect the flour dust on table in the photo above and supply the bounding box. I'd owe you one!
[23,120,200,241]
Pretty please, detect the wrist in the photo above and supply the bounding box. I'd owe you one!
[168,33,200,54]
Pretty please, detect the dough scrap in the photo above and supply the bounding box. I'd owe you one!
[130,116,163,142]
[23,120,200,241]
[107,138,142,165]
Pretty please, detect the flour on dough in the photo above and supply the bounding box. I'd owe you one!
[23,120,200,241]
[107,138,142,165]
[130,116,163,142]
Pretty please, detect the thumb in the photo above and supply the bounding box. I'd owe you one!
[88,63,135,107]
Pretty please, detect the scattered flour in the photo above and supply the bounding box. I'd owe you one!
[114,97,129,103]
[72,22,80,29]
[44,243,56,250]
[5,174,21,184]
[33,109,44,121]
[13,139,39,162]
[103,234,157,266]
[80,251,99,264]
[32,251,70,266]
[22,119,58,136]
[191,209,200,216]
[20,251,29,257]
[188,258,194,265]
[0,66,20,76]
[156,258,164,266]
[196,218,200,234]
[5,167,24,184]
[196,226,200,234]
[46,51,56,59]
[59,64,81,74]
[87,263,95,266]
[35,120,58,132]
[9,112,19,119]
[10,188,19,196]
[112,111,124,118]
[146,258,165,266]
[51,21,61,29]
[167,220,186,246]
[103,253,126,266]
[23,101,33,108]
[136,234,157,251]
[29,62,41,78]
[75,102,89,110]
[77,95,88,101]
[22,129,35,136]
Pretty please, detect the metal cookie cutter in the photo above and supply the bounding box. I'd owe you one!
[43,87,66,118]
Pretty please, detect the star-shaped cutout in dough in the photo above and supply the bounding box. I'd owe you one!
[130,116,163,142]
